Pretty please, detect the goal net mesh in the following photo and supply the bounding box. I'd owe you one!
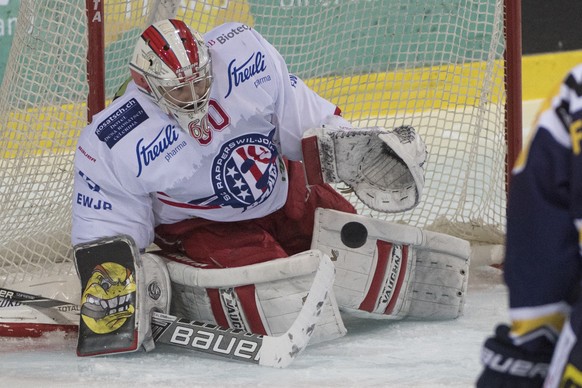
[0,0,510,287]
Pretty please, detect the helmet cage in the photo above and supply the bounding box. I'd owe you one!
[141,59,212,116]
[129,19,213,139]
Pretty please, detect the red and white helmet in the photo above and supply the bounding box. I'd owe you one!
[130,19,212,139]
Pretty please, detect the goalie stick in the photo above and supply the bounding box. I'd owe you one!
[0,254,334,368]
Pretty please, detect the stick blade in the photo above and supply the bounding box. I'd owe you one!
[258,254,335,368]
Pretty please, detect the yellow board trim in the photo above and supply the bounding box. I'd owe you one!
[4,50,582,158]
[522,50,582,101]
[305,61,504,120]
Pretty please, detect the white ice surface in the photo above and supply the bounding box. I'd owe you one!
[0,264,507,388]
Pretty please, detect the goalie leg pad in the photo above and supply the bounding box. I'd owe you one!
[311,208,471,320]
[161,250,346,345]
[74,236,171,356]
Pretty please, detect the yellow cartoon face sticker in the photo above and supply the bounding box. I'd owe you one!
[80,262,136,334]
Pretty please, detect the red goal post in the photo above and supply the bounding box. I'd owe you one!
[0,0,521,297]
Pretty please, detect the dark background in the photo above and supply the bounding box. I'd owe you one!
[523,1,582,54]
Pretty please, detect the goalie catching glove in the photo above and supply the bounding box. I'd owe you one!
[302,125,426,213]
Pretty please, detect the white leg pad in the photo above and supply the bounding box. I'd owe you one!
[311,208,471,320]
[163,250,346,344]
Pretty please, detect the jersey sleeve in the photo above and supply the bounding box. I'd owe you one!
[71,129,155,251]
[503,64,582,319]
[248,28,348,160]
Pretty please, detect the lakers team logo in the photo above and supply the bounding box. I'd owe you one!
[211,130,279,210]
[80,262,136,334]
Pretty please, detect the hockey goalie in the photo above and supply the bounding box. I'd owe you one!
[58,19,470,360]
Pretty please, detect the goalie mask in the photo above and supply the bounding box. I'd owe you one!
[130,19,212,140]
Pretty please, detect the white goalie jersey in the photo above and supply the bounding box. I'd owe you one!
[71,22,347,250]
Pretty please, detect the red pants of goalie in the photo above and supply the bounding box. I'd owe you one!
[154,160,356,269]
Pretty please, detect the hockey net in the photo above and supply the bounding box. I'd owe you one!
[0,1,520,294]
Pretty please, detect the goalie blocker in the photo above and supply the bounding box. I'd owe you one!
[312,208,471,320]
[74,236,171,356]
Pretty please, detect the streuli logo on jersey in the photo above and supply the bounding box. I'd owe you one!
[225,51,267,98]
[135,124,182,177]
